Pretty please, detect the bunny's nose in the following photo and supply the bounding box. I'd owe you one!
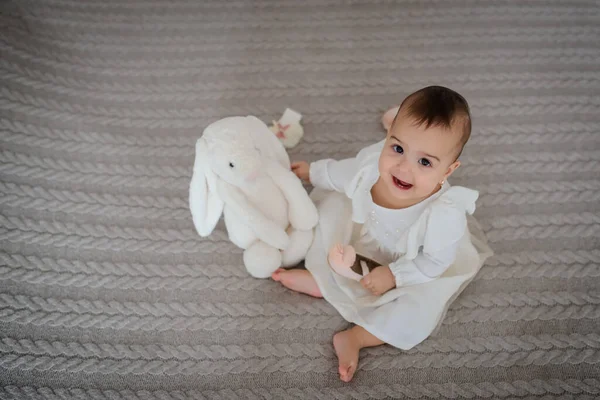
[246,170,260,181]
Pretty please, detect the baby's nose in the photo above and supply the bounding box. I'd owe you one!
[395,158,411,172]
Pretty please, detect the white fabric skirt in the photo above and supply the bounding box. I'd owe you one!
[304,189,493,350]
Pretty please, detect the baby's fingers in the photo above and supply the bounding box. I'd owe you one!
[361,277,379,295]
[360,276,370,289]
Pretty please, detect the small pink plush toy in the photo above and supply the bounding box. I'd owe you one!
[269,108,304,149]
[328,243,380,281]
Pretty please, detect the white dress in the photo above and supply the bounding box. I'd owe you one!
[305,140,493,350]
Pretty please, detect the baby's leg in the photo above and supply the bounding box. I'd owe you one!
[333,325,385,382]
[271,268,323,298]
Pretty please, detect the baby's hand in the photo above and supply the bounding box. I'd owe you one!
[360,266,396,296]
[291,161,310,183]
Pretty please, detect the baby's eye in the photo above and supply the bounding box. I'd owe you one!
[392,145,403,154]
[418,158,431,167]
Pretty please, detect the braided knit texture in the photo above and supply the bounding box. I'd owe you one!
[1,0,599,398]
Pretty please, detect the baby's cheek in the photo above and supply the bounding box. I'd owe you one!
[417,174,438,191]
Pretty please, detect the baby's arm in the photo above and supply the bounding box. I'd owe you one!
[361,245,459,295]
[292,141,383,193]
[390,206,467,287]
[389,246,459,287]
[309,157,360,193]
[291,157,359,193]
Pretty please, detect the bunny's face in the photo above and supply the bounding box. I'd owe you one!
[190,115,292,239]
[206,129,264,188]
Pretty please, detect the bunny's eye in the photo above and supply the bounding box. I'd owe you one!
[229,162,235,168]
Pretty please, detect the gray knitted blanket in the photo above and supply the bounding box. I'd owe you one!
[1,1,599,399]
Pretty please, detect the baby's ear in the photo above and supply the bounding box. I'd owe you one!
[444,160,461,179]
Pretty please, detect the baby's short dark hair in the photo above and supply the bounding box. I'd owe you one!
[394,85,472,158]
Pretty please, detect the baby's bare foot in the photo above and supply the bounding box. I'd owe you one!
[271,268,323,298]
[333,329,361,382]
[271,268,284,282]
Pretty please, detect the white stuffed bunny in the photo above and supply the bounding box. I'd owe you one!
[189,115,319,278]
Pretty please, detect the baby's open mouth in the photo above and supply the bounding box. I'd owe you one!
[393,176,413,190]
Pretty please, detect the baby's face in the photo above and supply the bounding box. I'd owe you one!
[377,113,461,207]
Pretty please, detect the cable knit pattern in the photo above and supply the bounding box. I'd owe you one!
[1,380,600,400]
[1,0,599,397]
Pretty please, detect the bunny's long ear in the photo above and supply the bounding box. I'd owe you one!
[189,137,224,236]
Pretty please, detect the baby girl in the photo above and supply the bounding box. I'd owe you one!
[272,86,491,382]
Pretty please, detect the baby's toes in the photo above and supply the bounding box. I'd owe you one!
[271,268,285,281]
